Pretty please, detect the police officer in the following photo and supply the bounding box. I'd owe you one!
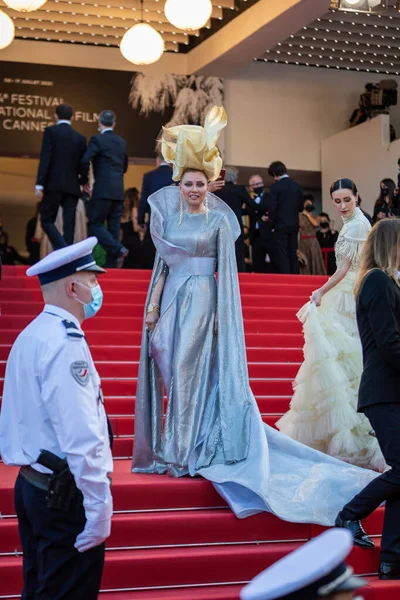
[0,237,113,599]
[240,529,366,600]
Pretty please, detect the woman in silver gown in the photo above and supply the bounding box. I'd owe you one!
[132,107,377,526]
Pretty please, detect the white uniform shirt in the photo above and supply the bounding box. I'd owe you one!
[0,304,113,524]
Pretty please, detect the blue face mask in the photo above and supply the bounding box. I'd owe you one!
[74,281,103,319]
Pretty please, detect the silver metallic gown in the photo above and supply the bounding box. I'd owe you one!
[132,187,378,526]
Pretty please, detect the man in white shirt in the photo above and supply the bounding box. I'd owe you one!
[0,237,113,599]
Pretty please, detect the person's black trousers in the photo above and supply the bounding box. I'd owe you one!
[88,199,124,268]
[251,231,276,274]
[340,403,400,563]
[235,234,246,273]
[40,191,78,250]
[14,473,105,600]
[273,230,299,274]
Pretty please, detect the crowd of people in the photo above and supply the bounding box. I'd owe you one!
[2,101,400,281]
[3,102,400,600]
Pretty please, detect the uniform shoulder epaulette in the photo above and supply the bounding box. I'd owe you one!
[62,319,85,340]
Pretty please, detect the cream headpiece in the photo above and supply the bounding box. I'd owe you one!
[161,106,227,182]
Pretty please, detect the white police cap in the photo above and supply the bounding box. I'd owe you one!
[240,529,366,600]
[26,237,105,285]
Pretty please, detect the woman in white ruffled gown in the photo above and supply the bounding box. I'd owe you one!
[277,178,385,472]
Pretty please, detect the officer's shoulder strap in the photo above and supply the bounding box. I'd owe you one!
[62,319,84,340]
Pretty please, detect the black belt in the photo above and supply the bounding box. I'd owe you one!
[20,465,50,492]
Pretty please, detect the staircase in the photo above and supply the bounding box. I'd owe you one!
[0,266,397,599]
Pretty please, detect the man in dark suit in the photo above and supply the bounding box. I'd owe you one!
[216,167,261,272]
[335,267,400,580]
[35,104,88,250]
[82,110,128,268]
[247,174,276,274]
[138,156,174,269]
[267,161,304,274]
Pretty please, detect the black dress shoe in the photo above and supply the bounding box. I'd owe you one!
[379,562,400,580]
[335,514,375,549]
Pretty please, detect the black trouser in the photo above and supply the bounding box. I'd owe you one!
[235,234,246,273]
[251,231,276,274]
[88,199,124,268]
[273,229,299,274]
[14,474,105,600]
[40,191,78,250]
[340,403,400,563]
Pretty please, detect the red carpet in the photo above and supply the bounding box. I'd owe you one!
[0,266,397,599]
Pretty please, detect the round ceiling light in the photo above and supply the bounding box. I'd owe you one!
[0,9,15,49]
[120,23,165,66]
[164,0,213,32]
[3,0,47,12]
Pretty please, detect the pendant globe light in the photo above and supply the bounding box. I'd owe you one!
[120,0,165,66]
[164,0,213,31]
[3,0,47,12]
[0,10,15,50]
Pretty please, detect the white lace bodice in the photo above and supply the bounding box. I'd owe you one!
[335,208,371,272]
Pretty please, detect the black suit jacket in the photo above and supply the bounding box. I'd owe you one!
[81,130,128,201]
[36,123,87,196]
[269,176,304,232]
[357,269,400,411]
[138,164,174,225]
[215,182,257,235]
[242,190,274,243]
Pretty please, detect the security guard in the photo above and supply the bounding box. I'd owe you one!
[0,237,113,599]
[240,529,366,600]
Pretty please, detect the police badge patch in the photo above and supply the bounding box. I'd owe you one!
[71,361,90,386]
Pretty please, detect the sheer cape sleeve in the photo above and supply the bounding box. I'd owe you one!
[215,215,252,463]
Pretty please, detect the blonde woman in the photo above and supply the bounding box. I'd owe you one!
[336,219,400,575]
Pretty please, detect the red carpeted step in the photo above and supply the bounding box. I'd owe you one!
[0,461,226,516]
[0,542,380,597]
[92,346,304,364]
[99,379,293,399]
[0,511,311,555]
[100,585,244,600]
[365,577,400,600]
[101,396,291,416]
[0,315,302,336]
[0,543,301,596]
[0,395,290,416]
[0,345,305,364]
[110,415,282,437]
[0,329,304,348]
[1,361,295,381]
[0,300,305,317]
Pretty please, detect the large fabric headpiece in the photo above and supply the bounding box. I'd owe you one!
[161,106,227,182]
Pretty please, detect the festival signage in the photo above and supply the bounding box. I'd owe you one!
[0,62,223,159]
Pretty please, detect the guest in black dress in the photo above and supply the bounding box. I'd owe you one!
[372,178,399,223]
[316,212,339,275]
[120,188,142,269]
[336,218,400,580]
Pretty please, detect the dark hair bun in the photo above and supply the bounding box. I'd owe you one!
[330,178,358,197]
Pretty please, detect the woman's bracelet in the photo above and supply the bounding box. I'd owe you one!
[147,303,160,315]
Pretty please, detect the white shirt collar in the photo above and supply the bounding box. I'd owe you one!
[43,304,82,330]
[101,128,114,134]
[279,174,289,179]
[56,120,71,126]
[159,162,170,167]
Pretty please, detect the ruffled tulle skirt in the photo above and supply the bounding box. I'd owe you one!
[276,271,385,472]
